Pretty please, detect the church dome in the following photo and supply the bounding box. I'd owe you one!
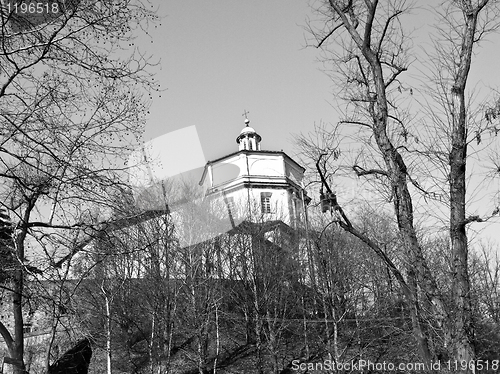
[240,125,257,135]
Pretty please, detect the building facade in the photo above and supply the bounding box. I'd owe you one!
[199,118,309,229]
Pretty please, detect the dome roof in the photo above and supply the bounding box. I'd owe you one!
[240,126,257,135]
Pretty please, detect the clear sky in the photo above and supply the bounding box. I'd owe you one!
[141,0,335,162]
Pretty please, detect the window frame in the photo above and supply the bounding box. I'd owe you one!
[261,192,272,214]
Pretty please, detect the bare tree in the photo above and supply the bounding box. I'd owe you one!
[0,1,159,372]
[300,0,500,370]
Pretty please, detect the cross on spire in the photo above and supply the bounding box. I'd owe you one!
[242,110,250,126]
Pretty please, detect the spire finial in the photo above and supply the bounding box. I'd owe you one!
[242,110,250,126]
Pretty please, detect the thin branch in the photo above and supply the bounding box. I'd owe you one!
[316,23,343,48]
[352,164,389,177]
[377,10,404,54]
[384,66,407,88]
[338,120,372,128]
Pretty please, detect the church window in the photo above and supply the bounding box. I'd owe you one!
[261,192,272,213]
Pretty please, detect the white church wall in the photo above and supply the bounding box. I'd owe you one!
[246,154,284,177]
[210,155,247,187]
[221,187,293,225]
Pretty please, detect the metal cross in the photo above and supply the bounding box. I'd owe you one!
[242,110,250,119]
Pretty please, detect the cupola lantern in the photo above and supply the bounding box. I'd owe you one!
[236,113,261,151]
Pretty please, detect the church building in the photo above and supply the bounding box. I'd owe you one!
[0,116,312,374]
[199,117,310,230]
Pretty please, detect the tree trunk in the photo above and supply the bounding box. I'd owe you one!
[12,273,25,374]
[254,313,264,374]
[213,303,220,374]
[363,48,439,369]
[12,210,33,374]
[322,2,445,364]
[101,284,112,374]
[448,6,479,368]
